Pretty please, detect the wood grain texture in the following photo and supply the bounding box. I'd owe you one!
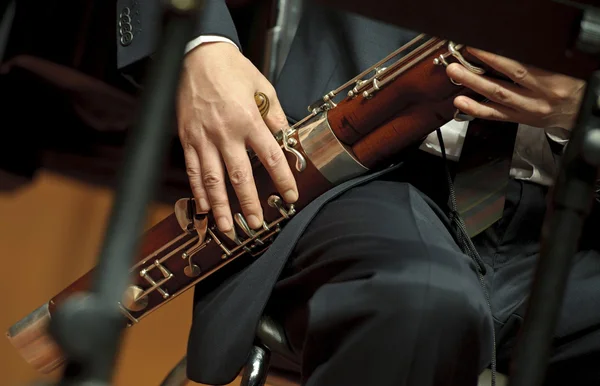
[327,44,457,145]
[328,44,496,169]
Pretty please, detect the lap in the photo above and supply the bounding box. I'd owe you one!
[267,179,494,378]
[280,179,476,280]
[265,178,600,383]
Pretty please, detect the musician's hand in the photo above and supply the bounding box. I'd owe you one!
[177,42,298,233]
[446,47,586,130]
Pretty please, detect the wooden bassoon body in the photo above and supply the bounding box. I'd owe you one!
[6,34,491,373]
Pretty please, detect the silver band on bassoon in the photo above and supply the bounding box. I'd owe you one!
[6,303,64,374]
[297,111,368,184]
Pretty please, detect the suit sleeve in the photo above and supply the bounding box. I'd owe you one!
[116,0,241,70]
[191,0,240,46]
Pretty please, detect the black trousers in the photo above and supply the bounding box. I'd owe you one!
[265,154,600,386]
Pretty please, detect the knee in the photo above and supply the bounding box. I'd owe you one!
[366,267,491,330]
[301,260,494,374]
[371,268,494,368]
[309,263,491,334]
[368,268,493,366]
[305,267,493,369]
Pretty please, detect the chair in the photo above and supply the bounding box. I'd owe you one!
[160,313,509,386]
[160,314,301,386]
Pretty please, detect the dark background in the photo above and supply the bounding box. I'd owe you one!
[0,0,277,201]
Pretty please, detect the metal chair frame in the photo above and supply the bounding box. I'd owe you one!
[160,315,300,386]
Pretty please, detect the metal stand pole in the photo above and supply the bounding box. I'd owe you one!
[41,1,202,385]
[508,70,600,386]
[0,0,15,62]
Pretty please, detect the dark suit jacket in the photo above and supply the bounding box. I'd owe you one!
[116,1,419,384]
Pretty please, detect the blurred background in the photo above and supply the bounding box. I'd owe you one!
[0,0,302,384]
[0,171,197,385]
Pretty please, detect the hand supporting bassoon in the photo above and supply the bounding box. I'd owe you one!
[6,34,504,374]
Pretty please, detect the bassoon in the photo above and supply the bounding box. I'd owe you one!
[6,34,492,374]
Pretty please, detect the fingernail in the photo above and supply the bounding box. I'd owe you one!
[216,216,231,232]
[198,198,210,212]
[246,214,261,229]
[455,98,469,109]
[283,189,298,203]
[449,63,463,76]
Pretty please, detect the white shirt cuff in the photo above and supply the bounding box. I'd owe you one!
[185,35,240,55]
[545,126,571,145]
[419,119,469,162]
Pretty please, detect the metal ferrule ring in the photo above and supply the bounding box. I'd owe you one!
[6,303,65,374]
[296,111,369,184]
